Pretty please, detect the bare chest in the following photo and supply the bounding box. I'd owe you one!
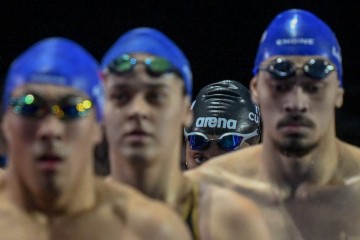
[260,187,360,240]
[0,203,139,240]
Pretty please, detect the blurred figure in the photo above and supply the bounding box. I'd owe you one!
[0,129,6,168]
[0,37,191,240]
[102,27,271,240]
[187,9,360,240]
[184,80,261,169]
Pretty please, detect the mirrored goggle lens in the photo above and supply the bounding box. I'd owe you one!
[10,94,92,120]
[304,59,335,79]
[267,58,335,80]
[267,58,295,80]
[219,135,242,151]
[10,94,45,118]
[187,134,209,150]
[187,133,243,151]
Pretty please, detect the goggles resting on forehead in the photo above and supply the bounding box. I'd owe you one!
[108,54,180,77]
[184,129,259,151]
[259,58,335,80]
[9,93,93,121]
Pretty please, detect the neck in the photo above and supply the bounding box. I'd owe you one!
[110,146,192,212]
[261,130,340,192]
[5,160,96,217]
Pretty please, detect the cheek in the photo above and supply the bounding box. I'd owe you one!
[66,121,98,144]
[5,117,38,146]
[185,151,198,169]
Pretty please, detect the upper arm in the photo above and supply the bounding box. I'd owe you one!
[129,199,191,240]
[199,185,272,240]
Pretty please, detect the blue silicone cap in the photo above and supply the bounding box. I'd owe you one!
[3,37,104,121]
[253,9,343,86]
[101,27,192,96]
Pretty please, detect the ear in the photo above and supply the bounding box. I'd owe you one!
[250,77,260,104]
[1,112,11,149]
[182,95,193,128]
[335,86,344,108]
[0,116,7,151]
[100,69,109,84]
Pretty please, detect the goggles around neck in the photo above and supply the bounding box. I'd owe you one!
[259,57,335,80]
[9,93,93,121]
[184,129,259,151]
[108,54,180,77]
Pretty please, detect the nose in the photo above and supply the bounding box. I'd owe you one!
[36,115,64,141]
[207,141,228,159]
[283,86,309,114]
[127,94,150,121]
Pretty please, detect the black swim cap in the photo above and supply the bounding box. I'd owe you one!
[186,80,261,143]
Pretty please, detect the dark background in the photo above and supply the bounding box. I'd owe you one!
[0,0,359,145]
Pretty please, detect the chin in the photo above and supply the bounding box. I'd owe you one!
[123,147,156,165]
[274,135,318,158]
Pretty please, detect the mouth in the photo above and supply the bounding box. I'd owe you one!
[278,122,312,136]
[124,129,152,144]
[37,154,63,172]
[277,115,314,133]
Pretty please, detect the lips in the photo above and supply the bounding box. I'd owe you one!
[37,154,63,172]
[124,129,152,144]
[277,115,315,135]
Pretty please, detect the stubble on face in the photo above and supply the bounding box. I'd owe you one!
[272,112,318,157]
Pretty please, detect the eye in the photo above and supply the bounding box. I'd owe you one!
[193,155,208,165]
[110,91,131,105]
[302,83,323,94]
[146,90,167,105]
[270,81,293,93]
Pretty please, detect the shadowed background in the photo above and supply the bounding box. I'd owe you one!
[1,0,359,146]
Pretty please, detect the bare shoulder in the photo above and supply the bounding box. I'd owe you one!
[337,140,360,178]
[339,139,360,161]
[199,184,271,240]
[100,178,192,240]
[185,145,262,183]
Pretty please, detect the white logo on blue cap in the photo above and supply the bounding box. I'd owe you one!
[332,46,342,64]
[276,38,314,46]
[29,73,67,85]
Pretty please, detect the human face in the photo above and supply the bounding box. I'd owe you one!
[185,133,251,169]
[103,53,192,163]
[251,56,344,157]
[1,84,102,195]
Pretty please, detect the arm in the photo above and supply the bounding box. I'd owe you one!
[128,196,192,240]
[198,184,272,240]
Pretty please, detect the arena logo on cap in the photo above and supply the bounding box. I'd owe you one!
[276,38,314,46]
[195,117,237,130]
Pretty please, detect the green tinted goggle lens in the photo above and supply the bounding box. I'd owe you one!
[108,54,177,76]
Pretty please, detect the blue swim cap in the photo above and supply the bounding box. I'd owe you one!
[101,27,192,96]
[253,9,343,86]
[3,37,104,121]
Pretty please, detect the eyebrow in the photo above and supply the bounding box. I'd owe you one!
[111,82,170,91]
